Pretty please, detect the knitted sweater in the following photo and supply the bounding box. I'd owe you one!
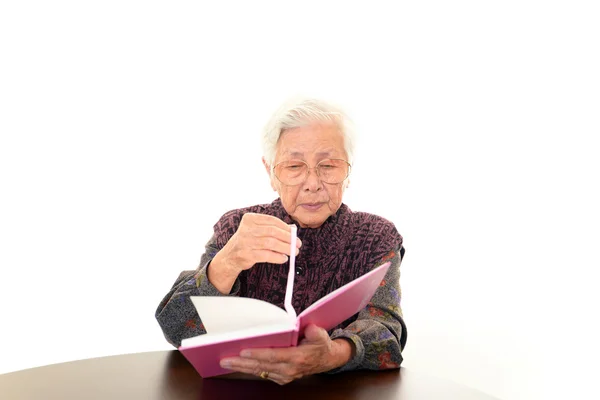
[155,198,407,372]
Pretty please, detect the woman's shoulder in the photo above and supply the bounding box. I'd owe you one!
[342,205,403,250]
[343,205,399,232]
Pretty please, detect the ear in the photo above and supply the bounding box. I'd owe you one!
[262,157,270,175]
[342,178,350,192]
[262,157,278,192]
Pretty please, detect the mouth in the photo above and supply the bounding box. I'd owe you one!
[300,202,325,211]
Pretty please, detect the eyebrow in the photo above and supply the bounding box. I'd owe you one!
[286,150,335,158]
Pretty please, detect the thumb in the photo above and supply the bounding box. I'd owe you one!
[301,324,329,344]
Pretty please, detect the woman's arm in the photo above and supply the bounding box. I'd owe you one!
[328,248,407,372]
[154,235,240,347]
[155,212,299,347]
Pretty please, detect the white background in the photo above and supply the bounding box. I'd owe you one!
[1,1,599,399]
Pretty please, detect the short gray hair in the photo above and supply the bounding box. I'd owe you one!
[261,96,356,167]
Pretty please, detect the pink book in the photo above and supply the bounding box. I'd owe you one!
[179,226,391,378]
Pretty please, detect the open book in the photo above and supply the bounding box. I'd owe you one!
[179,225,391,378]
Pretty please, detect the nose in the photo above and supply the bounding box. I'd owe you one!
[302,166,323,192]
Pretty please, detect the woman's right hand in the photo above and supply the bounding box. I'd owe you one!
[207,213,302,293]
[220,213,302,272]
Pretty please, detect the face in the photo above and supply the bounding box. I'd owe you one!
[263,123,350,228]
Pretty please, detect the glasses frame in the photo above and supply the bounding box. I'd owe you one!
[272,158,352,186]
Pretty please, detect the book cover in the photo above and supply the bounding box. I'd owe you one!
[179,225,391,378]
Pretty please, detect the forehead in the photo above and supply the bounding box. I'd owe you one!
[276,123,345,159]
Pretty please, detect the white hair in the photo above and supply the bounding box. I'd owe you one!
[261,96,356,167]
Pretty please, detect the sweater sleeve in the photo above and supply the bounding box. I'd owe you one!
[155,234,241,347]
[328,247,406,372]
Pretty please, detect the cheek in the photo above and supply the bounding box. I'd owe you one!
[280,186,300,207]
[326,186,345,205]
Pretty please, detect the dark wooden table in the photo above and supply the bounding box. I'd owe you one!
[0,351,498,399]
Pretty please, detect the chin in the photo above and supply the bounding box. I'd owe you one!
[296,212,328,229]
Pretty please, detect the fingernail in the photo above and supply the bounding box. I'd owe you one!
[220,360,232,368]
[240,350,252,357]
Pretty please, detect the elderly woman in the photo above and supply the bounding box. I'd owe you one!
[155,97,406,385]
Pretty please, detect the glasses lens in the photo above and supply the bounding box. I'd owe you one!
[317,159,349,184]
[275,161,308,185]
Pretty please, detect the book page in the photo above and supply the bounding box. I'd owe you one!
[188,228,300,339]
[180,322,294,348]
[284,225,298,319]
[190,296,291,334]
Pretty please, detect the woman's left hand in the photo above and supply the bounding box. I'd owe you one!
[219,324,353,385]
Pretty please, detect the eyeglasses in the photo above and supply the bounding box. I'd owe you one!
[272,159,352,186]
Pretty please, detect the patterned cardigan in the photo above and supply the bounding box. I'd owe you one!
[155,198,407,372]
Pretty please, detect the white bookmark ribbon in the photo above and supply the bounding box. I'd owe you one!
[284,225,298,319]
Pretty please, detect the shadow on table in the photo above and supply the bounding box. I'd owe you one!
[160,351,402,400]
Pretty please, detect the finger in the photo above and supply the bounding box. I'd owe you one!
[299,324,329,344]
[257,371,291,385]
[220,356,280,376]
[253,249,289,264]
[243,213,291,231]
[221,363,290,384]
[242,215,303,249]
[220,358,293,384]
[255,237,300,257]
[239,347,296,364]
[220,356,259,371]
[246,230,301,257]
[264,372,291,385]
[251,225,302,249]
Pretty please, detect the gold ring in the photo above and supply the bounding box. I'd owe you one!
[259,371,269,379]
